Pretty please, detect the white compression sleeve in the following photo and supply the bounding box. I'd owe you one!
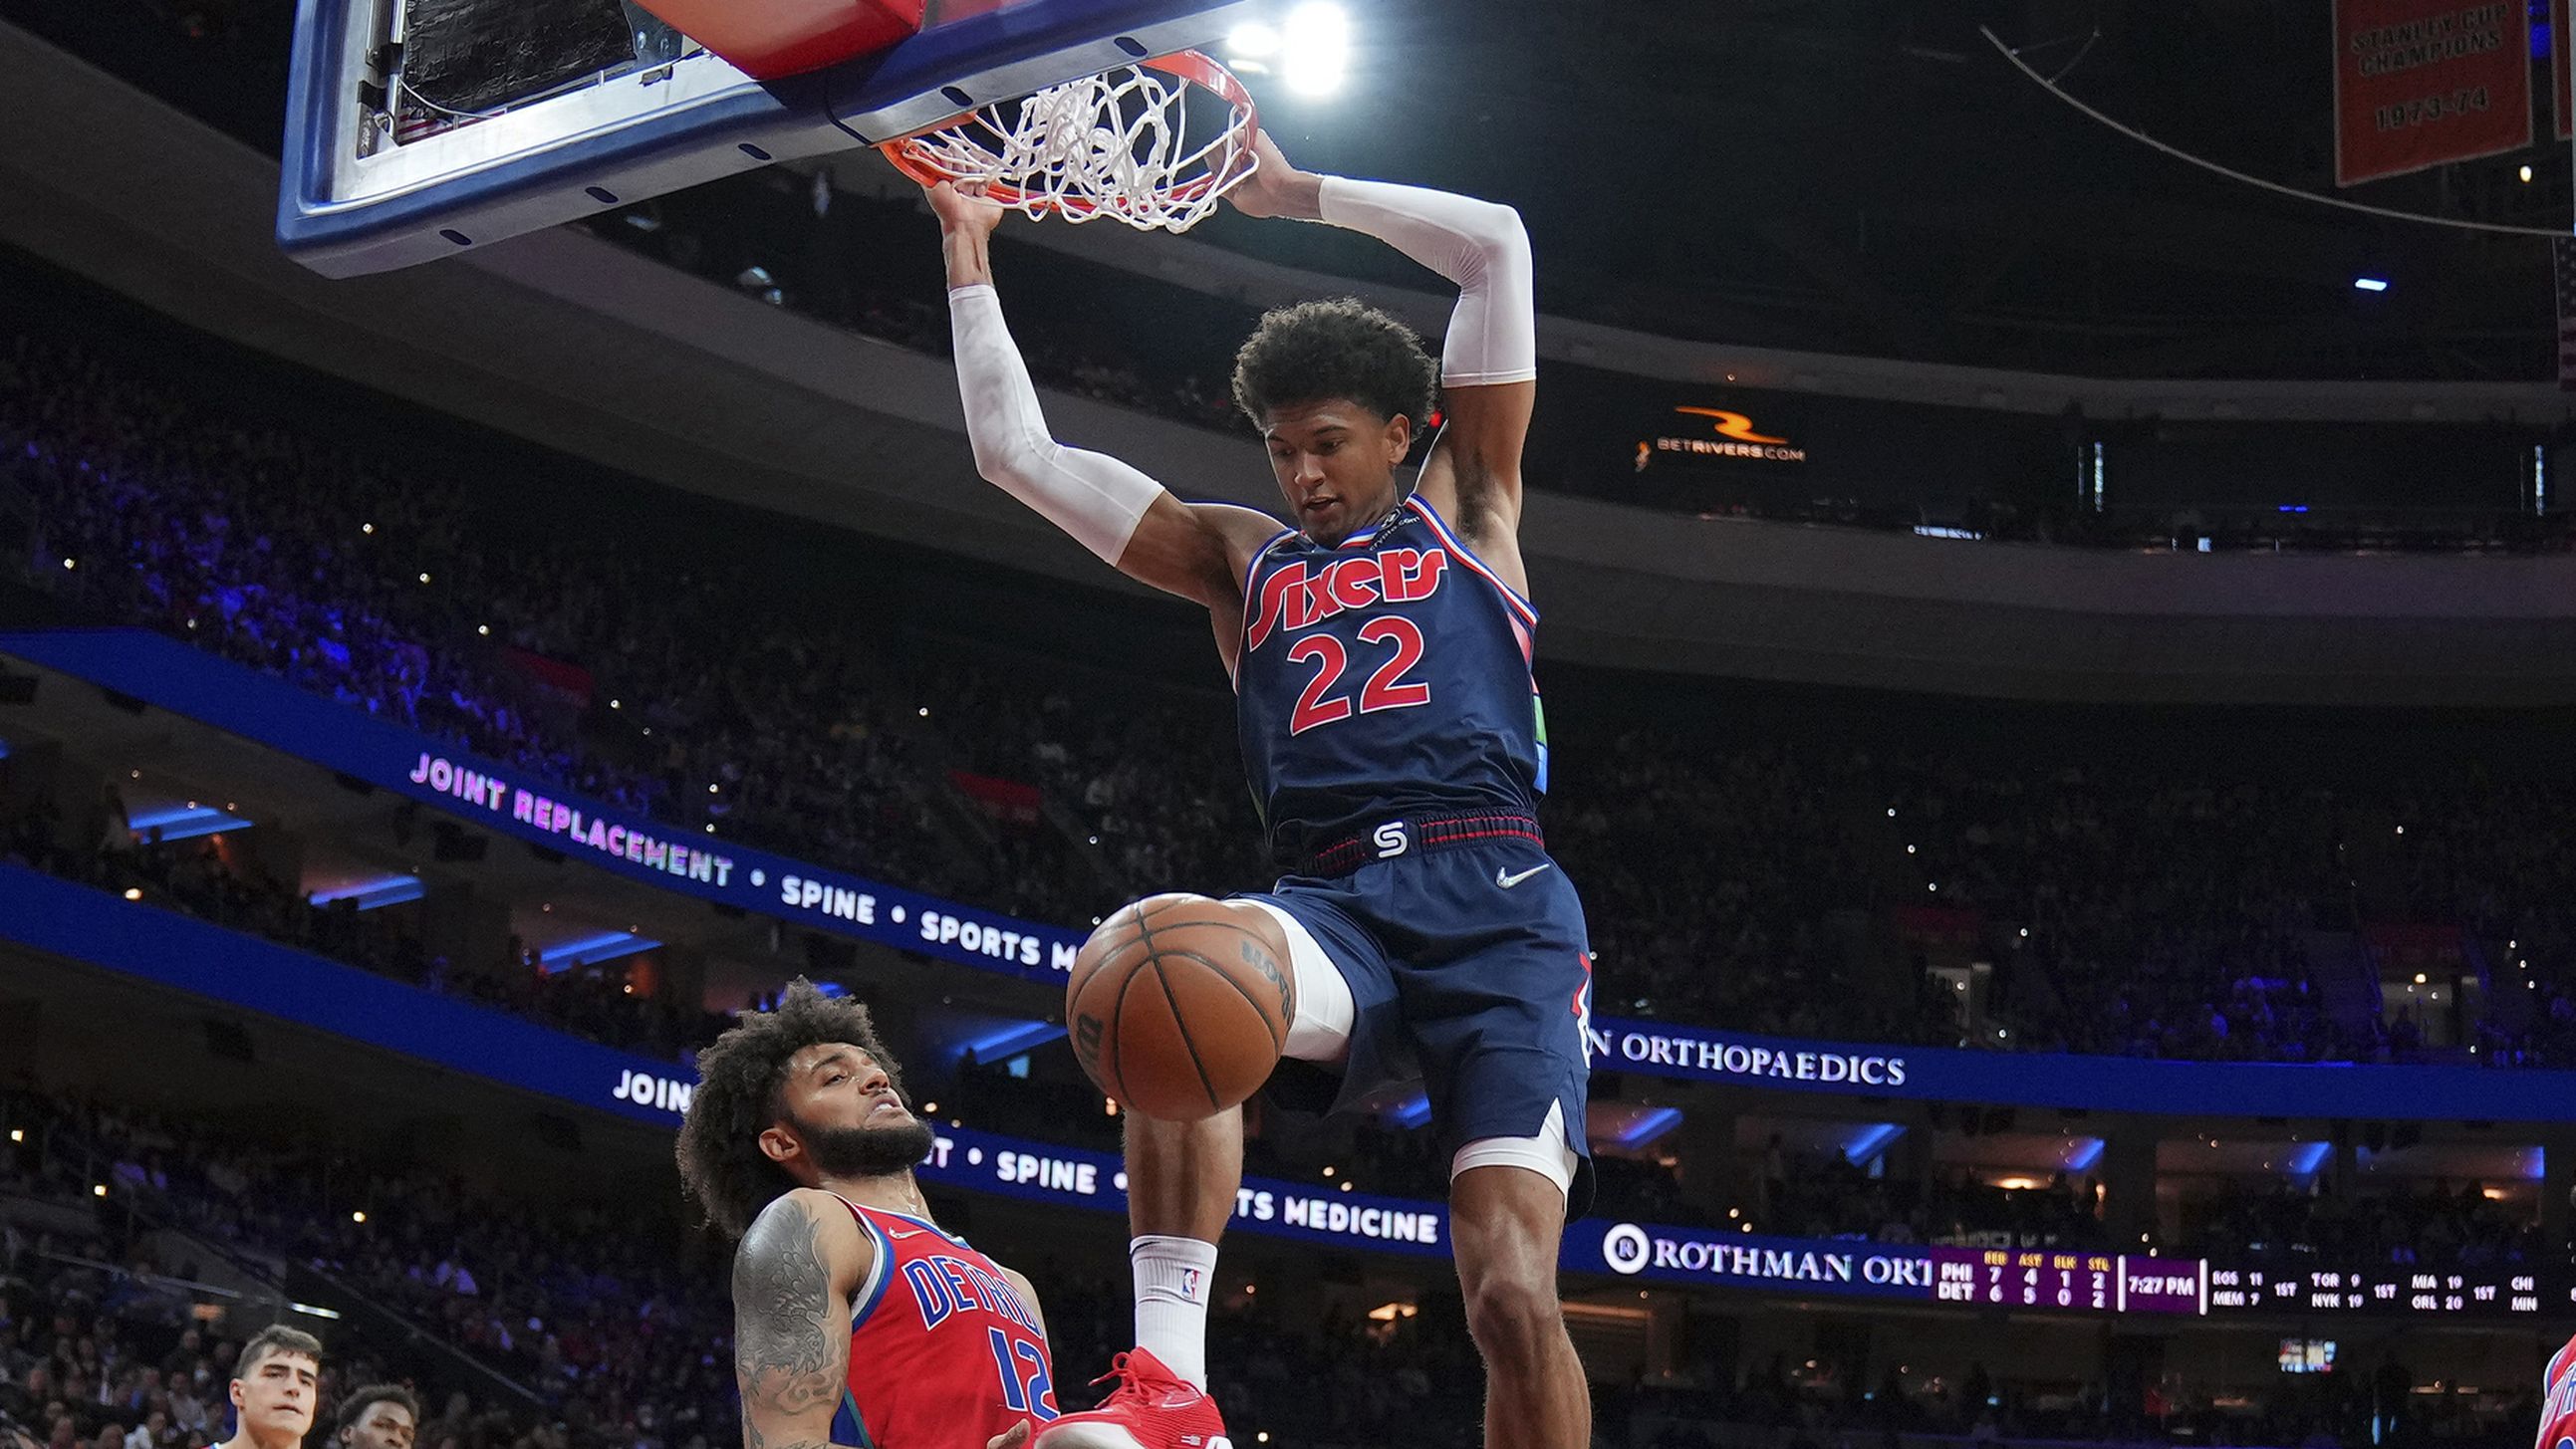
[1316,175,1537,387]
[945,283,1162,566]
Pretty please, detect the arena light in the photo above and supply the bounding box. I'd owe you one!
[1842,1122,1904,1167]
[2287,1141,2331,1178]
[961,1019,1067,1063]
[537,930,661,972]
[128,804,255,844]
[2521,164,2534,182]
[1615,1107,1683,1150]
[1281,2,1350,97]
[308,874,426,911]
[2353,277,2389,292]
[1223,19,1280,73]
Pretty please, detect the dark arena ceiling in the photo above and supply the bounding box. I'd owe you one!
[5,0,2570,380]
[1201,0,2573,382]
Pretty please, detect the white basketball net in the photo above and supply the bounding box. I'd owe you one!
[890,58,1256,233]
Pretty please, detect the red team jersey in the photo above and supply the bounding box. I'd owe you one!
[2539,1335,2576,1449]
[829,1197,1059,1449]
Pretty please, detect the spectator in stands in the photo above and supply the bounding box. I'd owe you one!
[329,1387,414,1449]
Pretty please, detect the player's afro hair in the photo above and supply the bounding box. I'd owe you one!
[1231,297,1438,428]
[674,977,908,1241]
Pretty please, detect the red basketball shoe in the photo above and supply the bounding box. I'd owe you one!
[1035,1349,1231,1449]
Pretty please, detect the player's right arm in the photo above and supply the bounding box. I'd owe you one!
[928,181,1278,619]
[733,1188,1036,1449]
[731,1188,869,1449]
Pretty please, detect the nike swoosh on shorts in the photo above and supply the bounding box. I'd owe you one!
[1495,863,1555,888]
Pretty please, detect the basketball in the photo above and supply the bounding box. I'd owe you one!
[1066,894,1291,1120]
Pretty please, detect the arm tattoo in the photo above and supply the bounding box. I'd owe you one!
[734,1198,849,1437]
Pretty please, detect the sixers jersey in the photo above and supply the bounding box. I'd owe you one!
[831,1198,1058,1449]
[1237,493,1546,866]
[2538,1335,2576,1449]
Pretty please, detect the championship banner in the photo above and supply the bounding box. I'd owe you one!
[2333,0,2530,186]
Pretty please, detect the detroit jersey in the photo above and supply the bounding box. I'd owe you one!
[1236,493,1546,866]
[2538,1335,2576,1449]
[831,1198,1058,1449]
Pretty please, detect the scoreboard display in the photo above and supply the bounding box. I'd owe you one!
[1921,1250,2547,1318]
[2207,1264,2546,1316]
[1930,1249,2203,1314]
[1579,1219,2561,1320]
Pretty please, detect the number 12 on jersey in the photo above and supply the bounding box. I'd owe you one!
[986,1328,1058,1420]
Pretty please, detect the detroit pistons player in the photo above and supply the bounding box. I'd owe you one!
[929,129,1592,1449]
[2538,1335,2576,1449]
[677,979,1059,1449]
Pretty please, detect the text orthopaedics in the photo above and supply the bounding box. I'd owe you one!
[1588,1028,1907,1087]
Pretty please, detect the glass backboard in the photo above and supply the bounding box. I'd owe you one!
[278,0,1258,277]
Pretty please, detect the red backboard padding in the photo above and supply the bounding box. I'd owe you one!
[627,0,927,81]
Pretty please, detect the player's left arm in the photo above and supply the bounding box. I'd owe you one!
[1230,132,1538,586]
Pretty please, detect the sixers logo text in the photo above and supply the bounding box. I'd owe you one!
[1244,548,1448,650]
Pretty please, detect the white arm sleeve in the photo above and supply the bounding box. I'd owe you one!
[946,283,1163,566]
[1316,176,1537,387]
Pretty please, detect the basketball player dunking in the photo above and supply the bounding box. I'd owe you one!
[927,129,1593,1449]
[678,979,1059,1449]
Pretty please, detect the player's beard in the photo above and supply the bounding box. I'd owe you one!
[785,1106,935,1180]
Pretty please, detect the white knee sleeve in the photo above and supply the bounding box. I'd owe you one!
[1241,899,1354,1065]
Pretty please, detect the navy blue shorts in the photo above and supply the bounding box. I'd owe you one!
[1236,816,1596,1214]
